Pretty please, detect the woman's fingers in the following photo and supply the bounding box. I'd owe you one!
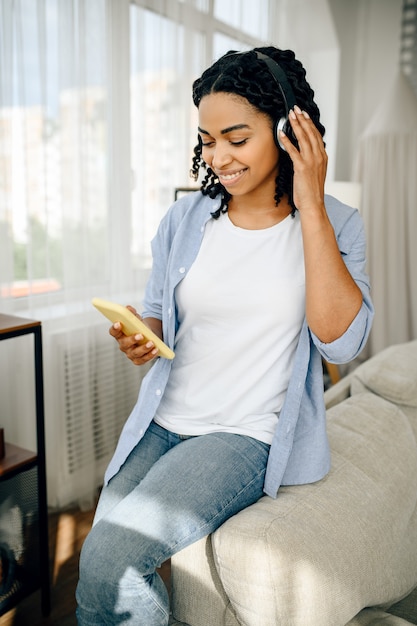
[109,322,159,365]
[279,105,327,212]
[282,106,325,160]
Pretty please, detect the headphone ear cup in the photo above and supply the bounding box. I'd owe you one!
[276,117,292,151]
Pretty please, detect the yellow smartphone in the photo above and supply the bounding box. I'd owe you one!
[92,297,175,360]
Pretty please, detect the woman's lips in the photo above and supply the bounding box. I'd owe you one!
[217,168,247,186]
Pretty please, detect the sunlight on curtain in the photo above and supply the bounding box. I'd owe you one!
[0,0,112,315]
[130,6,205,268]
[214,0,269,40]
[213,33,251,59]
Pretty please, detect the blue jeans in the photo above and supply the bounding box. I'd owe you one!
[76,421,270,625]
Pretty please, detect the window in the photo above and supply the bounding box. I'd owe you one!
[214,0,269,40]
[129,6,205,268]
[0,0,111,305]
[0,0,274,310]
[128,0,274,271]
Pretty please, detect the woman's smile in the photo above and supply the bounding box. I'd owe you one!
[216,167,248,185]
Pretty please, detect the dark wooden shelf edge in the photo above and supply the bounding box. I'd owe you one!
[0,442,37,477]
[0,313,50,617]
[0,314,40,335]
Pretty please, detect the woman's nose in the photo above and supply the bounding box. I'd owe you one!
[212,144,232,169]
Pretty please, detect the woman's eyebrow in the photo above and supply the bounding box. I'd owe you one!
[198,123,250,135]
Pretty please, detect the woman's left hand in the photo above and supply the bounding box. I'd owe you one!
[279,105,328,213]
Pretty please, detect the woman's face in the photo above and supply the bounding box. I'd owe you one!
[198,92,279,203]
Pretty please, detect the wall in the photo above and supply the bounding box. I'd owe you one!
[271,0,340,180]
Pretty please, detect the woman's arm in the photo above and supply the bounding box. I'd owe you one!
[280,106,363,344]
[300,210,363,343]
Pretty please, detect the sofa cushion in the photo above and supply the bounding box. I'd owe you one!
[209,393,417,626]
[350,340,417,407]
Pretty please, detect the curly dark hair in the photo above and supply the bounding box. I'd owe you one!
[190,46,325,219]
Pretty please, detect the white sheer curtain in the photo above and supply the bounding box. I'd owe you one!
[0,0,117,310]
[354,71,417,358]
[0,0,138,508]
[129,5,205,267]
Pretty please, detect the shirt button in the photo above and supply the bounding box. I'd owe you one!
[168,307,172,316]
[179,267,185,274]
[156,389,162,396]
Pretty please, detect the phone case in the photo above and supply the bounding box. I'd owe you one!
[92,297,175,360]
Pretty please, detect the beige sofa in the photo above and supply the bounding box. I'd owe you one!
[170,340,417,626]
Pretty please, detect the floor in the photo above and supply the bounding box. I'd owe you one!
[0,503,171,626]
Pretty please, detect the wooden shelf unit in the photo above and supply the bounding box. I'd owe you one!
[0,314,50,617]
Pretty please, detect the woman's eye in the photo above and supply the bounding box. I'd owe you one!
[201,138,247,147]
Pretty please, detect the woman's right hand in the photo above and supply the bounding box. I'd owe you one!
[109,305,160,365]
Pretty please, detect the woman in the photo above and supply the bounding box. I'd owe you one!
[76,46,373,625]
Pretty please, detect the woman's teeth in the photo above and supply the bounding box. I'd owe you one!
[220,169,245,180]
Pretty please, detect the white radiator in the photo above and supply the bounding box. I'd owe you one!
[44,323,149,509]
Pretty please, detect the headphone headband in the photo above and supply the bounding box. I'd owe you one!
[254,52,296,115]
[254,51,297,151]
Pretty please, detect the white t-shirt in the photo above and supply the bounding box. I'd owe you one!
[154,212,305,444]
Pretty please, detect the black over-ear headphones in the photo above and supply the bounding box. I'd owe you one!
[255,51,297,151]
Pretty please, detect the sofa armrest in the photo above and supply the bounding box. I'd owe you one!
[209,394,417,626]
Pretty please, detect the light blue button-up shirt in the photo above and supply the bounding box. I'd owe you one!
[104,191,374,498]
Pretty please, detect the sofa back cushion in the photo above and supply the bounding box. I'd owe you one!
[350,340,417,408]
